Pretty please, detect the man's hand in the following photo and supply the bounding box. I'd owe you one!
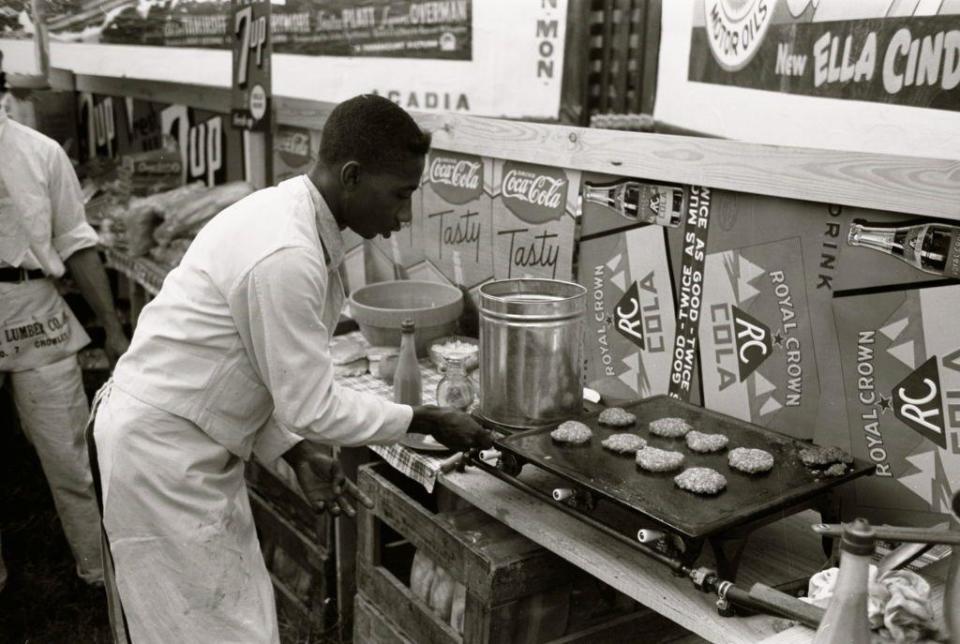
[410,406,495,451]
[282,442,373,518]
[103,329,129,368]
[64,248,128,368]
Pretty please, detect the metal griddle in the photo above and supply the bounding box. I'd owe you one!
[493,395,875,540]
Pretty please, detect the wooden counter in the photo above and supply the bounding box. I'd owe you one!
[437,465,949,644]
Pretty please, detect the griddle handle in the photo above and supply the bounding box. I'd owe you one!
[746,583,824,629]
[813,523,960,545]
[438,452,464,475]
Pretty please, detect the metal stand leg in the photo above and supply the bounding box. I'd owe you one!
[815,492,842,563]
[708,535,750,581]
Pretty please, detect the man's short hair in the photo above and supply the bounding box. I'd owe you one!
[320,94,431,174]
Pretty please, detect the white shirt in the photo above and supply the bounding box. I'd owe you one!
[113,176,413,463]
[0,106,100,276]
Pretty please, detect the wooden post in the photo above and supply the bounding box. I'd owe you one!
[335,445,374,636]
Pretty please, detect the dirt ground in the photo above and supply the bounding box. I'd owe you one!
[0,388,340,644]
[0,390,113,644]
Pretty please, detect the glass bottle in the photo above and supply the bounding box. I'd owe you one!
[394,319,422,405]
[583,179,684,228]
[813,518,875,644]
[436,357,475,411]
[847,219,960,278]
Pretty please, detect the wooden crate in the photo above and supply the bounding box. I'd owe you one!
[355,592,416,644]
[356,462,649,644]
[355,587,679,644]
[246,459,336,638]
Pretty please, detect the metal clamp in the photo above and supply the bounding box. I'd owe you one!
[689,567,717,592]
[716,580,735,617]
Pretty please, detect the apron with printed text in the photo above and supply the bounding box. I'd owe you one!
[0,278,90,372]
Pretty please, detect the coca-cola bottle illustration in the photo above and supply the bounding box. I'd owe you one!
[582,180,684,228]
[847,219,960,279]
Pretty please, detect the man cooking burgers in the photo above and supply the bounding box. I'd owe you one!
[91,94,493,643]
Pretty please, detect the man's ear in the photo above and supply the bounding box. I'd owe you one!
[339,161,361,191]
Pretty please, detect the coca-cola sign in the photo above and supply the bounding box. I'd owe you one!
[428,151,484,204]
[500,161,568,224]
[275,126,313,169]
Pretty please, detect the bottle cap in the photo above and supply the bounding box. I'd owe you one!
[840,517,876,556]
[401,319,416,333]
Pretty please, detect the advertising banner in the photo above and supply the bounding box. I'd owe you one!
[834,284,960,526]
[45,0,565,120]
[655,0,960,159]
[1,0,31,39]
[578,224,677,405]
[46,0,471,59]
[689,0,960,112]
[0,0,39,76]
[272,0,471,59]
[271,124,367,291]
[698,237,821,440]
[272,124,315,184]
[231,0,271,131]
[77,92,246,187]
[491,159,578,282]
[420,150,493,289]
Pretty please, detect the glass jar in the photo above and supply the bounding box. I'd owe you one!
[436,357,475,411]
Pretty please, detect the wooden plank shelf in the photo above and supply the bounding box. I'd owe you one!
[102,247,168,296]
[53,71,959,221]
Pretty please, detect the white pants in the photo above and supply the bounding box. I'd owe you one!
[1,354,103,583]
[93,385,279,644]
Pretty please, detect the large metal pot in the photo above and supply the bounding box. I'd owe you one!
[479,279,587,429]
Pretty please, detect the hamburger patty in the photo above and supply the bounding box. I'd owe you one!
[685,430,729,453]
[601,433,646,454]
[649,417,692,438]
[598,407,637,427]
[636,447,685,472]
[728,447,775,474]
[674,467,727,495]
[551,420,593,444]
[799,446,853,468]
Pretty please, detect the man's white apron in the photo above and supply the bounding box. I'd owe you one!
[92,384,279,643]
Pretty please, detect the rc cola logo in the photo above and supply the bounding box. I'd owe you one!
[500,161,568,224]
[276,127,313,168]
[615,282,647,350]
[731,305,773,380]
[893,356,948,449]
[704,0,775,72]
[428,151,483,204]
